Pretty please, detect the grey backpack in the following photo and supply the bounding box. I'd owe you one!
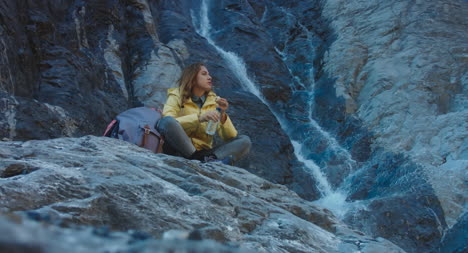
[104,107,164,153]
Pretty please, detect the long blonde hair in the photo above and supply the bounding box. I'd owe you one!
[178,62,205,105]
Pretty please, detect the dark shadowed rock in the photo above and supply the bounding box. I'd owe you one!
[438,212,468,253]
[208,0,294,109]
[219,90,293,183]
[0,0,128,140]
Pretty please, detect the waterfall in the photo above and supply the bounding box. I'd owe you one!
[193,1,263,100]
[193,0,357,217]
[0,36,14,94]
[0,97,18,140]
[274,6,357,172]
[73,6,89,49]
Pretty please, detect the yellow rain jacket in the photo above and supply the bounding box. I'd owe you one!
[162,88,238,150]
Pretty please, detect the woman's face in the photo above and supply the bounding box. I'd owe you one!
[194,66,212,92]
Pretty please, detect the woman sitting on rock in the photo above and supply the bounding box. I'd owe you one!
[157,62,251,165]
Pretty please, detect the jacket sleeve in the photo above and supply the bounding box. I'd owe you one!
[162,93,199,134]
[218,114,238,141]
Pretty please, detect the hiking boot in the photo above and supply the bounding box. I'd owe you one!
[203,155,218,163]
[205,155,234,166]
[190,150,234,165]
[219,155,234,165]
[189,149,216,162]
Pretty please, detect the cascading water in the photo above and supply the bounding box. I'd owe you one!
[0,36,14,94]
[273,6,357,173]
[192,0,360,218]
[193,2,263,101]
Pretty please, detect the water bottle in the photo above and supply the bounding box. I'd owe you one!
[206,108,221,135]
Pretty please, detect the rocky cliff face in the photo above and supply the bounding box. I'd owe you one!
[0,0,296,191]
[0,0,466,253]
[321,0,467,227]
[319,1,467,252]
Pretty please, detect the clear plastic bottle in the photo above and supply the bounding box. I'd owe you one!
[206,108,221,135]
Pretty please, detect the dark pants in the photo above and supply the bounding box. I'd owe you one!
[157,116,251,162]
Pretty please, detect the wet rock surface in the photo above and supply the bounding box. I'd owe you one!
[0,136,405,253]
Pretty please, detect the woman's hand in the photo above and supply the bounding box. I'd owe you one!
[199,111,220,122]
[215,97,229,111]
[215,96,229,124]
[199,97,229,123]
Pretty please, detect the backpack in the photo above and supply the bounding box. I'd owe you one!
[103,107,164,153]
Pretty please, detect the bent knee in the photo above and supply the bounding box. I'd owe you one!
[158,116,178,130]
[238,135,251,150]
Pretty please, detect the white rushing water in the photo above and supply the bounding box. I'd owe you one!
[193,0,356,218]
[193,2,263,100]
[274,6,356,171]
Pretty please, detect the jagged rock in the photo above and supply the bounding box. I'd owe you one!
[0,0,129,140]
[0,136,405,253]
